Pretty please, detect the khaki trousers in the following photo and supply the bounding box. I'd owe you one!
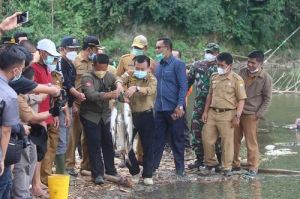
[233,114,259,171]
[203,109,235,170]
[40,125,59,185]
[65,103,90,170]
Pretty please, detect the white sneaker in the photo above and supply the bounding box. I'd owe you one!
[143,178,153,185]
[132,174,140,184]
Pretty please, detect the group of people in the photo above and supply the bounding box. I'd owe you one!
[0,12,272,198]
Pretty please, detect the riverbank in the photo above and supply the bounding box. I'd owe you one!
[68,148,243,199]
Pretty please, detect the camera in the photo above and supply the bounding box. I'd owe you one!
[11,124,30,149]
[50,89,67,117]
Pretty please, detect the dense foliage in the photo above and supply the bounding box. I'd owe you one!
[1,0,299,61]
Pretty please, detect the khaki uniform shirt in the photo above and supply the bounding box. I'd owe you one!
[80,71,116,124]
[239,67,272,118]
[18,94,34,123]
[51,71,63,88]
[73,51,93,91]
[116,54,156,76]
[117,73,157,113]
[209,71,247,109]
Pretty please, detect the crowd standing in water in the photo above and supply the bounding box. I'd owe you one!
[0,12,272,198]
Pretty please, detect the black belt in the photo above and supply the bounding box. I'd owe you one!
[132,109,153,116]
[211,107,234,113]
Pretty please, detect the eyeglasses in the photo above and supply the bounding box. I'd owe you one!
[155,46,167,49]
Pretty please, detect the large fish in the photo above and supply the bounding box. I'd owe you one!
[110,101,133,164]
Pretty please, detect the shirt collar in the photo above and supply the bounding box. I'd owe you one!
[160,55,174,65]
[0,73,8,83]
[78,51,89,62]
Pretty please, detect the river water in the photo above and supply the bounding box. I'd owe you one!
[136,94,300,199]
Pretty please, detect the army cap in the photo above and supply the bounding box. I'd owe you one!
[132,35,148,49]
[60,36,80,48]
[205,43,220,53]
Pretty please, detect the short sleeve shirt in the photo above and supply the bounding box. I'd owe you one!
[209,71,247,109]
[31,62,53,124]
[0,74,20,126]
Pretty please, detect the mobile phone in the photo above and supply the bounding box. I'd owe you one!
[17,12,29,24]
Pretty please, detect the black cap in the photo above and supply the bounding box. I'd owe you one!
[83,35,101,47]
[60,36,80,48]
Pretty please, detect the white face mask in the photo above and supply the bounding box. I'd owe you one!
[204,53,216,62]
[217,66,229,75]
[66,51,77,61]
[248,67,259,74]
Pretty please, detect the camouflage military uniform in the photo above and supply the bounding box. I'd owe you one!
[187,60,221,162]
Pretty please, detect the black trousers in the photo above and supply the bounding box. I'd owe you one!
[126,110,154,178]
[80,116,117,178]
[153,111,185,172]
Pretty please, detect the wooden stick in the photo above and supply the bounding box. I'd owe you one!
[104,174,133,188]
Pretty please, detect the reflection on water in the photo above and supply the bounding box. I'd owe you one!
[134,176,300,199]
[136,94,300,199]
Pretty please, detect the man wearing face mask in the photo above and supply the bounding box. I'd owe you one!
[0,45,26,198]
[31,38,61,196]
[201,52,247,176]
[116,35,156,76]
[153,38,188,176]
[116,55,157,185]
[187,43,222,169]
[233,51,272,177]
[80,54,122,185]
[65,36,100,176]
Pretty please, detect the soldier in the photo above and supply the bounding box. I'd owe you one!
[187,43,222,169]
[116,55,157,185]
[80,54,122,184]
[233,50,272,177]
[65,36,100,176]
[202,52,247,176]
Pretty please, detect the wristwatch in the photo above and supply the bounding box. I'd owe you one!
[136,86,140,92]
[178,106,183,110]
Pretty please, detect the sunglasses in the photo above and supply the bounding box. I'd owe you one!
[155,46,167,49]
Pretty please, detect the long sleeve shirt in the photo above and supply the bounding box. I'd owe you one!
[61,58,77,107]
[154,55,187,111]
[239,67,272,118]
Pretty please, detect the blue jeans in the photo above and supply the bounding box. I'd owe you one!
[153,111,185,172]
[0,166,12,199]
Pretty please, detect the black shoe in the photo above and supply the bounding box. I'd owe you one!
[94,176,104,185]
[176,169,185,177]
[65,168,78,177]
[232,167,241,174]
[223,170,233,177]
[188,159,204,169]
[202,165,222,173]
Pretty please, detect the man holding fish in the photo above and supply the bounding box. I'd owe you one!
[115,55,157,185]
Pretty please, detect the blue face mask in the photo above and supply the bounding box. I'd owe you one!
[43,55,55,65]
[131,48,144,56]
[47,64,57,72]
[88,53,96,61]
[134,70,147,79]
[155,53,164,62]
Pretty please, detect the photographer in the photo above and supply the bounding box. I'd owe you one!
[0,44,25,198]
